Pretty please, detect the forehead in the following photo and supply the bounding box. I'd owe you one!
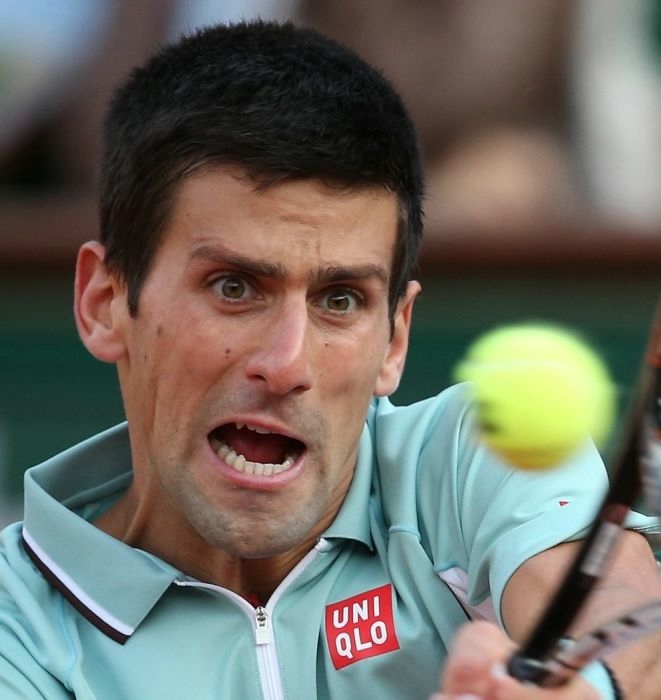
[160,167,401,274]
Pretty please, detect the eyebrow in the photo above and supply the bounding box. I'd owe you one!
[190,243,285,278]
[190,243,390,287]
[310,264,389,288]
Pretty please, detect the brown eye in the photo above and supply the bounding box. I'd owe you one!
[323,290,361,313]
[213,275,251,301]
[221,278,245,298]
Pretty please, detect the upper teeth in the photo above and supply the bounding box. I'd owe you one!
[235,422,271,434]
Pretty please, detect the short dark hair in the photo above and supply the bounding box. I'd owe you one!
[100,20,424,318]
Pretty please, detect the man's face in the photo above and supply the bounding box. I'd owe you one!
[108,168,417,560]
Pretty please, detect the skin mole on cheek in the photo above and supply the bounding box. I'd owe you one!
[156,325,164,337]
[225,348,231,357]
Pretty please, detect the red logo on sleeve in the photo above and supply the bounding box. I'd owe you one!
[325,584,400,670]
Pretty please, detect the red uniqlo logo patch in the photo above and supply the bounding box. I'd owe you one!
[325,584,400,670]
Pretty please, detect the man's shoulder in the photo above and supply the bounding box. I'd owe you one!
[367,384,482,535]
[0,522,47,606]
[370,383,477,473]
[0,525,72,697]
[372,383,473,438]
[0,522,56,651]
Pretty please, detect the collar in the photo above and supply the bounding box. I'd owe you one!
[22,424,179,644]
[321,422,375,551]
[21,417,376,643]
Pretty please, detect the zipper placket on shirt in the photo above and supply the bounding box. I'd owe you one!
[174,539,326,700]
[252,603,281,699]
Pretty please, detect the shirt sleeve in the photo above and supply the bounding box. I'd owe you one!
[457,387,659,625]
[397,383,658,626]
[465,438,608,624]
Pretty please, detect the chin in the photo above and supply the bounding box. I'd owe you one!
[189,507,306,555]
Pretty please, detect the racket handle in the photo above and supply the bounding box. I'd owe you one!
[508,600,661,687]
[506,652,562,687]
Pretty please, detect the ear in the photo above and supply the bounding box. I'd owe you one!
[374,280,421,397]
[74,241,128,363]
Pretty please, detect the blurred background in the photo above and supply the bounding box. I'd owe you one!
[1,0,661,525]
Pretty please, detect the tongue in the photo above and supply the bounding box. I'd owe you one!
[222,425,293,464]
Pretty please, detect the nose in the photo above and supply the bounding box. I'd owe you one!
[245,299,313,395]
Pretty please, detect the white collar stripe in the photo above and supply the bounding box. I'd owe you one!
[22,526,135,639]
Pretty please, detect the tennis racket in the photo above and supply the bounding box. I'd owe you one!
[507,297,661,687]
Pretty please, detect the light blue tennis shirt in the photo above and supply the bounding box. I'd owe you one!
[0,384,654,699]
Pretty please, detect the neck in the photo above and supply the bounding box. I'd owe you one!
[92,486,316,601]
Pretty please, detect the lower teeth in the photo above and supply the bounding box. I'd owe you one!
[216,442,295,475]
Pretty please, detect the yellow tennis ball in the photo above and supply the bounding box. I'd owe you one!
[454,323,616,469]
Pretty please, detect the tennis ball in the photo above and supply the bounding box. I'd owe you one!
[454,323,616,469]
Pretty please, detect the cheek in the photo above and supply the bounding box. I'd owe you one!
[156,318,231,369]
[130,324,223,403]
[323,330,389,382]
[320,343,384,412]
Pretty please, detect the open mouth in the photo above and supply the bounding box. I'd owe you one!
[209,423,305,476]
